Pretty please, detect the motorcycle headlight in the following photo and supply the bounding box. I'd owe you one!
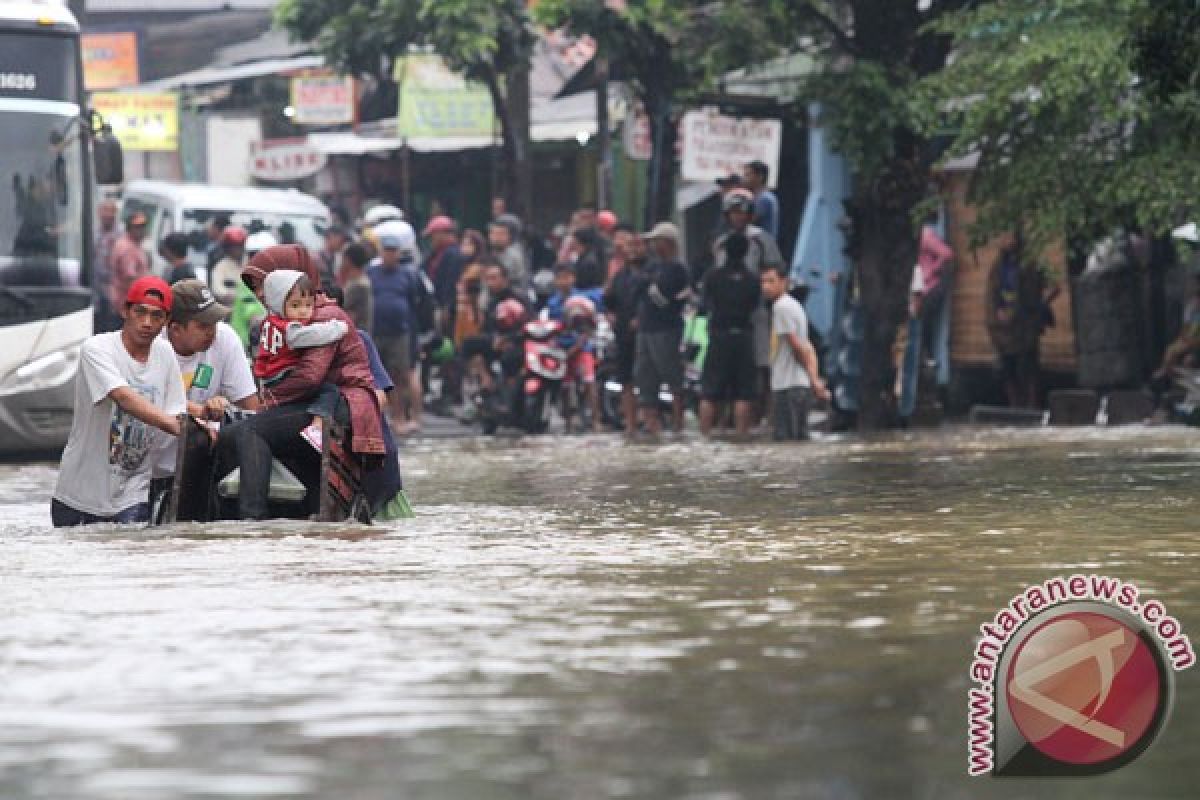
[0,344,83,397]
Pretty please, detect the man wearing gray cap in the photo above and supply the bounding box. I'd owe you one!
[636,221,692,434]
[150,280,261,515]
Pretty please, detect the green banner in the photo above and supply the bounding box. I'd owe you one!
[394,54,494,139]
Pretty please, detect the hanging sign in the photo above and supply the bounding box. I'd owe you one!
[249,138,328,181]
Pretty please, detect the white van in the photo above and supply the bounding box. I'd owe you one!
[119,180,332,284]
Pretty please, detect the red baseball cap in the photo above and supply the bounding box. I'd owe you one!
[422,215,456,236]
[126,275,173,312]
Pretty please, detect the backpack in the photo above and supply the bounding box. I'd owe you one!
[410,266,437,336]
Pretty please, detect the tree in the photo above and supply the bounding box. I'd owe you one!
[924,0,1200,270]
[534,1,770,227]
[734,0,972,429]
[275,0,536,220]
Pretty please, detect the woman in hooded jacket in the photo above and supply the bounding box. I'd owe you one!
[214,245,388,520]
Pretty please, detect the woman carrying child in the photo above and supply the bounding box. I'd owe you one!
[215,245,385,520]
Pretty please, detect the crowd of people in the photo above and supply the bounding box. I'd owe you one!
[60,160,828,528]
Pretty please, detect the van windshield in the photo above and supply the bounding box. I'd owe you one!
[180,209,326,269]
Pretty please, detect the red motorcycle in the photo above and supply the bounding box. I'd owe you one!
[520,317,568,434]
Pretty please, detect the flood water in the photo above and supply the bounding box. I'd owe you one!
[2,426,1199,799]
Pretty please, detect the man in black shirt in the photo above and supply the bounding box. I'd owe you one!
[636,222,691,434]
[603,224,646,432]
[699,233,760,435]
[462,263,530,392]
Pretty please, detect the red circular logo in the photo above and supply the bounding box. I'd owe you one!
[1005,611,1163,765]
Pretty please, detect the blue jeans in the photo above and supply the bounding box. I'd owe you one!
[51,498,149,527]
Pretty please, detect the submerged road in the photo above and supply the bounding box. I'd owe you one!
[2,426,1199,799]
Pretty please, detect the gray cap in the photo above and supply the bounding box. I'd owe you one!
[641,221,680,242]
[170,279,229,325]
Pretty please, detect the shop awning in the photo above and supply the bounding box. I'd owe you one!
[306,131,495,155]
[139,55,325,91]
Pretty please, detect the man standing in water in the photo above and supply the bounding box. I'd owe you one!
[52,276,186,526]
[149,280,262,517]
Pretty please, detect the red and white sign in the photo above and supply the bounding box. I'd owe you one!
[680,110,782,187]
[291,72,355,126]
[249,139,327,182]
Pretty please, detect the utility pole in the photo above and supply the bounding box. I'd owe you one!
[595,54,611,211]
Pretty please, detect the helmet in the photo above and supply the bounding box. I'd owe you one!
[245,230,278,256]
[494,298,527,332]
[596,209,618,233]
[364,204,404,226]
[563,295,597,331]
[722,188,755,214]
[373,219,420,260]
[220,225,248,247]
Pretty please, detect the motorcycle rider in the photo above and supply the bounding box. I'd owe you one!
[461,264,531,400]
[210,225,249,307]
[547,264,603,432]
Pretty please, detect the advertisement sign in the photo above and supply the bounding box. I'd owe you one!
[680,110,782,187]
[291,71,355,126]
[82,32,139,90]
[91,92,178,151]
[249,138,327,182]
[394,54,494,139]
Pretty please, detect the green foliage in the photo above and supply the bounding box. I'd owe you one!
[274,0,533,87]
[1132,0,1200,108]
[922,0,1200,261]
[809,61,923,186]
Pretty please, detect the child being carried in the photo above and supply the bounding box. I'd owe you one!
[255,269,347,450]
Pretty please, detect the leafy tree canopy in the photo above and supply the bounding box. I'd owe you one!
[275,0,533,88]
[922,0,1200,263]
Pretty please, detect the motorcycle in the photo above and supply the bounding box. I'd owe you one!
[519,316,568,434]
[466,317,568,435]
[596,309,708,430]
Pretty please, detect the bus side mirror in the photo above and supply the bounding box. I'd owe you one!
[94,125,124,186]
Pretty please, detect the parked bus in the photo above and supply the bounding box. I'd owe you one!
[0,0,121,453]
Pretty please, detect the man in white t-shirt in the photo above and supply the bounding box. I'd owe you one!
[52,276,186,526]
[760,265,829,441]
[149,280,261,516]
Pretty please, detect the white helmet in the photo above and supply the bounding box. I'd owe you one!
[374,219,421,262]
[364,204,404,226]
[245,230,278,256]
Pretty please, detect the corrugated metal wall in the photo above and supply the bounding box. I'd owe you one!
[944,172,1077,372]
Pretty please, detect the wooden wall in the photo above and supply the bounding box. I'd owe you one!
[943,172,1078,372]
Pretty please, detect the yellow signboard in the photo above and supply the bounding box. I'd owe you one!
[394,54,493,139]
[91,92,178,152]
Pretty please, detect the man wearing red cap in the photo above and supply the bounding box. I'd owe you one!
[52,276,186,526]
[420,215,465,336]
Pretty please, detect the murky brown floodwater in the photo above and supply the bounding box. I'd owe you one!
[2,426,1199,799]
